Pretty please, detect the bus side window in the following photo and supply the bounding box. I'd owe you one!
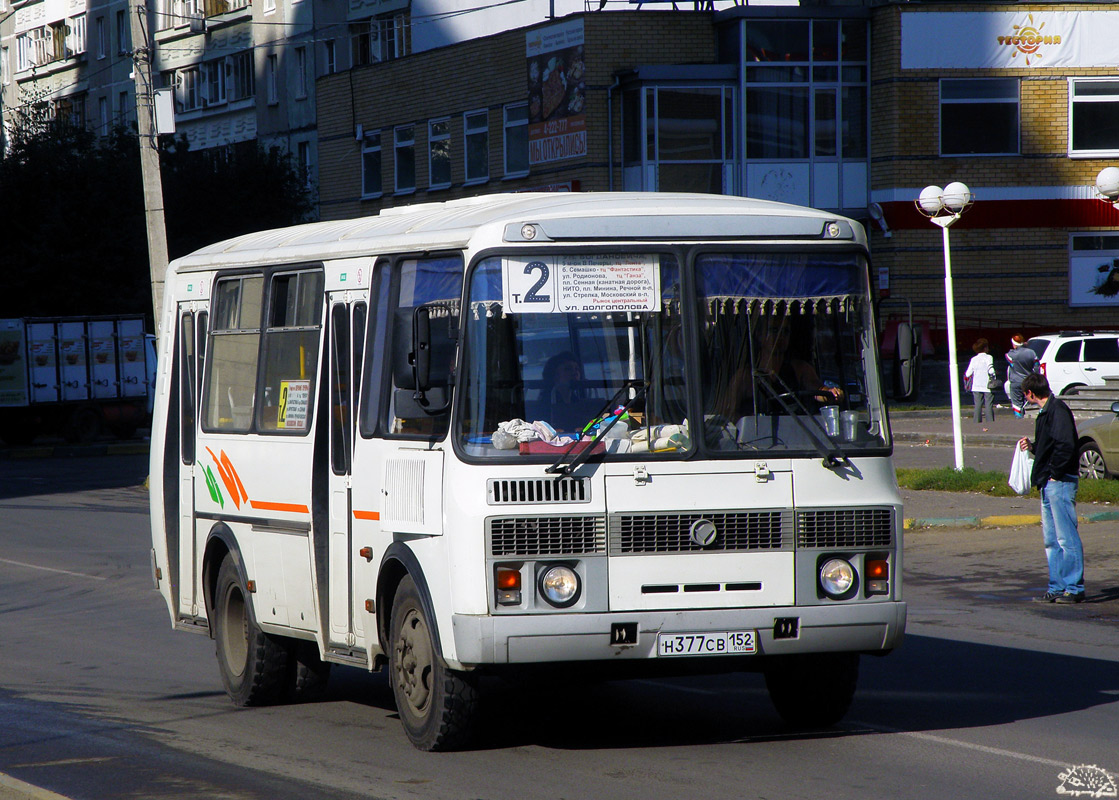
[202,276,263,433]
[359,262,391,438]
[386,256,463,438]
[258,269,325,434]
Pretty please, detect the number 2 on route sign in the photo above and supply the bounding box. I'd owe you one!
[503,258,557,313]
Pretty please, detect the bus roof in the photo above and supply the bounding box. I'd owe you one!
[167,192,865,273]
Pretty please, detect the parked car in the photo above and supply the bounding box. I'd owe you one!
[1076,401,1119,479]
[1024,331,1119,397]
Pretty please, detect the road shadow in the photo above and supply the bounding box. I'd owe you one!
[0,453,149,500]
[322,632,1119,751]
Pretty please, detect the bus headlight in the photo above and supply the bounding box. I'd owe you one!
[539,564,580,608]
[819,558,856,599]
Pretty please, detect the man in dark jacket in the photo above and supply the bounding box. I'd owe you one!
[1017,372,1085,603]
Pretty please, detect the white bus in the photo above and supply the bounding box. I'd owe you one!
[149,193,905,750]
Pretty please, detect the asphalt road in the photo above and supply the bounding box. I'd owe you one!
[1,452,1117,800]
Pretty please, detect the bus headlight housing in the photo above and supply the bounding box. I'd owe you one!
[819,558,856,599]
[539,564,580,608]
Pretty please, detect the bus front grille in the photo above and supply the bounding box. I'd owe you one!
[608,511,791,555]
[488,515,606,556]
[796,508,894,548]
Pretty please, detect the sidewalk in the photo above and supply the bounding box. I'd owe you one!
[892,406,1119,531]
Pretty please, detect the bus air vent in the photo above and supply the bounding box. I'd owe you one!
[487,477,591,505]
[796,508,894,549]
[608,511,792,555]
[488,515,606,556]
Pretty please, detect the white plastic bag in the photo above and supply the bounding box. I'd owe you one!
[1009,446,1034,495]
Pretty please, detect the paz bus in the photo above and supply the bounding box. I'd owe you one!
[148,192,906,750]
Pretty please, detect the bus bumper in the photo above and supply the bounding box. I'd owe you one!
[449,601,906,667]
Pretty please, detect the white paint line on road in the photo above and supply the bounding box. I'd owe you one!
[854,721,1070,769]
[0,558,107,581]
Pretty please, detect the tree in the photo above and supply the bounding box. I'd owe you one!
[0,111,313,323]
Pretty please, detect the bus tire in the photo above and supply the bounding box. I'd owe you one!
[763,652,859,729]
[213,555,290,707]
[65,407,102,443]
[389,575,478,751]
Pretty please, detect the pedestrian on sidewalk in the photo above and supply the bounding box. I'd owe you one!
[1017,372,1085,604]
[1006,334,1038,418]
[964,338,995,424]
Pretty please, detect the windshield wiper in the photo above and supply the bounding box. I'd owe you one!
[752,371,850,469]
[546,380,648,476]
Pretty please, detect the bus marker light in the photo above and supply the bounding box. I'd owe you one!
[866,560,888,580]
[359,546,373,562]
[496,567,522,606]
[246,580,257,593]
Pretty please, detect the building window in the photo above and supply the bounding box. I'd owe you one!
[1,46,8,85]
[324,39,336,75]
[295,47,308,99]
[349,11,409,67]
[262,0,275,14]
[464,109,488,184]
[624,85,736,194]
[67,15,86,57]
[503,103,528,177]
[119,90,130,124]
[395,125,415,193]
[267,54,278,104]
[205,58,226,106]
[228,50,255,100]
[362,131,382,198]
[428,118,451,189]
[940,78,1019,156]
[1069,79,1119,157]
[1070,233,1119,306]
[116,10,128,55]
[178,66,200,111]
[55,95,85,127]
[97,17,106,59]
[99,96,109,135]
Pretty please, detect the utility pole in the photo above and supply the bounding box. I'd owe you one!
[128,0,170,337]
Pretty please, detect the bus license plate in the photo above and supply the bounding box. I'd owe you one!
[657,630,757,657]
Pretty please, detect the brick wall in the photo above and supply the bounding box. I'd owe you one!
[316,12,716,221]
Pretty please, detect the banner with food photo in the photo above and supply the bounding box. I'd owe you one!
[526,18,586,166]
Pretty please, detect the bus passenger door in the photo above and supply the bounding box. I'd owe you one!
[176,307,204,620]
[325,294,367,654]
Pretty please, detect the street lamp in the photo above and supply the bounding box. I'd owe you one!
[1097,166,1119,208]
[915,181,974,472]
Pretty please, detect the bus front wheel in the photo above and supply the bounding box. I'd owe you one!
[763,652,859,729]
[213,555,290,706]
[388,575,478,751]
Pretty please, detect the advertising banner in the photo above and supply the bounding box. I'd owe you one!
[526,19,586,166]
[0,322,28,408]
[1070,249,1119,308]
[901,11,1119,69]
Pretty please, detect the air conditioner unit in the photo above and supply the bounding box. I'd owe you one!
[188,15,206,34]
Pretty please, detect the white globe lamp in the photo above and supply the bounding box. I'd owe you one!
[1097,167,1119,201]
[918,185,944,216]
[942,181,972,213]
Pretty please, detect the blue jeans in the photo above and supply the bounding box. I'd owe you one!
[1040,478,1085,595]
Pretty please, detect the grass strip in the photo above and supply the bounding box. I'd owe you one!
[895,466,1119,504]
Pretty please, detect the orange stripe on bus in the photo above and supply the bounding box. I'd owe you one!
[353,510,380,520]
[249,500,310,514]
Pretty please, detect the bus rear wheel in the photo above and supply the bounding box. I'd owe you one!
[763,652,859,729]
[388,576,478,751]
[213,555,290,706]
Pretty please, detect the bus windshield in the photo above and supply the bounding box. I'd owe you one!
[458,250,888,461]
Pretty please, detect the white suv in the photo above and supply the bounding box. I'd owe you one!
[1025,332,1119,397]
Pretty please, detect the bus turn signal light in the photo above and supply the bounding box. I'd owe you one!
[866,559,889,595]
[496,566,522,606]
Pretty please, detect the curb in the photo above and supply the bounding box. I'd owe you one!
[905,510,1119,529]
[894,431,1022,447]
